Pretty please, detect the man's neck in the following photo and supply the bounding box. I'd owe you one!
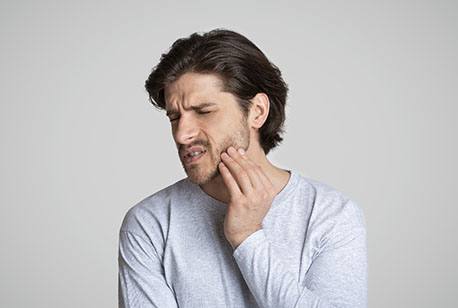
[199,148,291,205]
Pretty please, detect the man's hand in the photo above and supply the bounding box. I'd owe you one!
[218,146,276,250]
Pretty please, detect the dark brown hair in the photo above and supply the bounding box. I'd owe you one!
[145,28,289,155]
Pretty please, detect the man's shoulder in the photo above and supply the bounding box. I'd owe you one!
[294,171,365,228]
[119,177,190,234]
[294,171,350,203]
[133,177,188,209]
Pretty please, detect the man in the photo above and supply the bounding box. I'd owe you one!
[118,29,367,308]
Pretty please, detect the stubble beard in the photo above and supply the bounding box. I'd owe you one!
[182,121,250,185]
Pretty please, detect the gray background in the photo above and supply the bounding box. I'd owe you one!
[1,0,456,307]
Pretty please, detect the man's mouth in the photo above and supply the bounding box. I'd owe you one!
[183,149,207,164]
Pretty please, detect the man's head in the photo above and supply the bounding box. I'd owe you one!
[145,29,289,184]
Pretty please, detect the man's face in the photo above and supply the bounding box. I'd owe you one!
[164,72,251,185]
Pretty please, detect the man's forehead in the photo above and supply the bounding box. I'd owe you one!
[164,72,226,109]
[165,94,220,112]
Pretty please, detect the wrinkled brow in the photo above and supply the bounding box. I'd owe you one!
[166,102,217,117]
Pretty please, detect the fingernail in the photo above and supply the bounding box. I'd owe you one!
[238,148,245,155]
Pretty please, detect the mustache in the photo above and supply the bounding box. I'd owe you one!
[178,140,210,152]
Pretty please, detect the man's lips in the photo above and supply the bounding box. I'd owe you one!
[183,149,207,164]
[181,145,207,162]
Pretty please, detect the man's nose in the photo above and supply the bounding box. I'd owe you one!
[173,115,199,145]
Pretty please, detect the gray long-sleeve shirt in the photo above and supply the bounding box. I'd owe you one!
[118,169,368,307]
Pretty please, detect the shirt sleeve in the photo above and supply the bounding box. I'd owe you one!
[232,200,368,308]
[118,230,179,308]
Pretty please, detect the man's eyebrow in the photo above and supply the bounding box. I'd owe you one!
[166,102,217,117]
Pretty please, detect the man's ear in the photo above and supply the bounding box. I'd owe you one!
[249,93,270,129]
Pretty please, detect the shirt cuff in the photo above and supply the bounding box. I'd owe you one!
[232,229,267,260]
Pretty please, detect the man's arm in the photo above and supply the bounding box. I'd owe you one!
[118,230,179,308]
[232,200,368,308]
[218,147,367,307]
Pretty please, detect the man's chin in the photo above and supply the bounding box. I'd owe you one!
[186,167,220,185]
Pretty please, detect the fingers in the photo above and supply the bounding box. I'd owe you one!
[236,148,264,190]
[218,161,242,197]
[220,150,253,195]
[220,147,273,196]
[238,149,275,198]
